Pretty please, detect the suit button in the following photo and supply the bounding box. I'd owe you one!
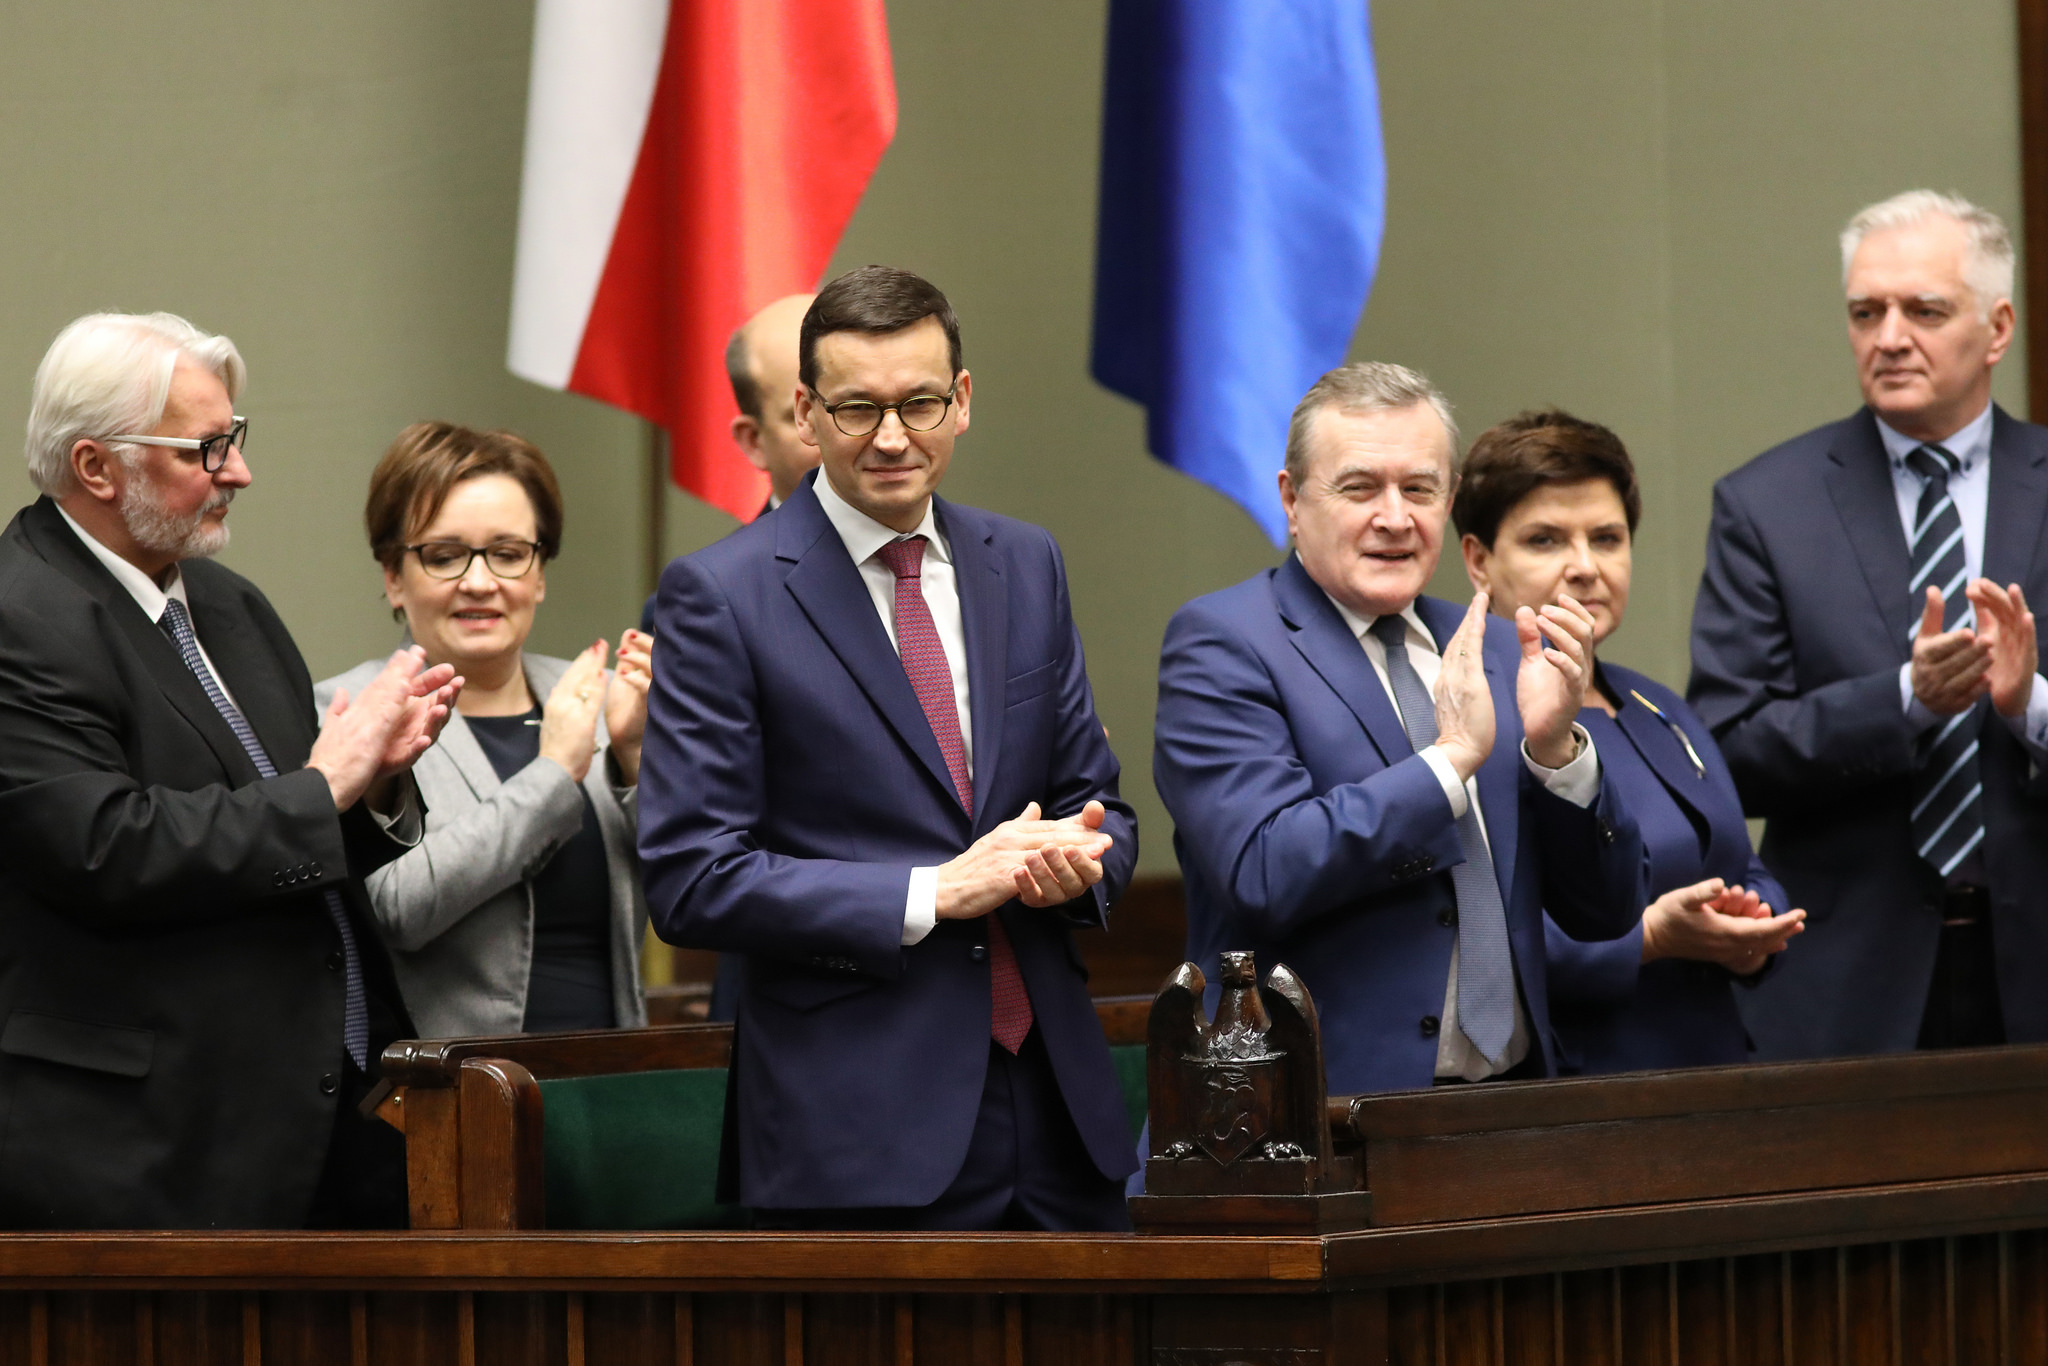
[319,1073,338,1095]
[326,951,343,973]
[970,945,989,963]
[309,862,322,877]
[1420,1015,1440,1037]
[1437,908,1457,928]
[272,872,285,888]
[1599,823,1616,845]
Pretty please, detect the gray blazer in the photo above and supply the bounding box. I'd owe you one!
[315,652,647,1038]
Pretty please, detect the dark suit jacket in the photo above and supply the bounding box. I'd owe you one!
[642,494,777,1023]
[1542,662,1785,1074]
[1152,557,1645,1096]
[1688,406,2048,1058]
[0,498,413,1228]
[638,474,1139,1209]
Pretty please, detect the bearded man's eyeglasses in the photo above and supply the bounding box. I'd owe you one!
[103,417,249,473]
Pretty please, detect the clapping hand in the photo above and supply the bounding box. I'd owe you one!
[1640,877,1806,976]
[1911,587,1991,715]
[1965,580,2038,718]
[1432,592,1497,781]
[310,646,461,811]
[1517,594,1596,769]
[936,800,1115,919]
[606,628,653,783]
[539,640,609,783]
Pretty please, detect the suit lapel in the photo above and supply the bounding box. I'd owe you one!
[22,502,260,784]
[1274,555,1415,767]
[942,500,1008,834]
[1982,406,2048,591]
[1824,409,1913,658]
[776,487,969,825]
[1418,595,1518,903]
[187,584,309,770]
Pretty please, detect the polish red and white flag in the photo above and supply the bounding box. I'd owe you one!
[508,0,896,522]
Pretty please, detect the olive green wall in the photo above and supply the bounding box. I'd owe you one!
[0,3,2026,874]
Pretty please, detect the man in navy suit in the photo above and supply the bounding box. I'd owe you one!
[641,294,819,1021]
[1690,190,2048,1058]
[1153,362,1644,1096]
[639,266,1139,1229]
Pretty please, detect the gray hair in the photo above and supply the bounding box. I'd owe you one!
[1840,190,2014,317]
[1284,361,1459,484]
[24,312,246,496]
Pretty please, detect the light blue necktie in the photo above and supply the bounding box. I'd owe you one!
[1369,614,1516,1066]
[160,597,368,1069]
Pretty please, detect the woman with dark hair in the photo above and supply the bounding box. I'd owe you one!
[317,422,653,1037]
[1455,410,1804,1073]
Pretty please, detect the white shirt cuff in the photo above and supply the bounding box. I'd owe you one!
[368,774,424,847]
[1522,723,1599,807]
[2003,672,2048,762]
[1417,745,1470,818]
[1900,662,1942,735]
[903,866,939,945]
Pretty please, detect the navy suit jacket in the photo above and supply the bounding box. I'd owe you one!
[1152,556,1645,1095]
[1542,662,1786,1074]
[1688,406,2048,1058]
[638,474,1139,1208]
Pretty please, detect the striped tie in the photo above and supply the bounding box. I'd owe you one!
[1904,444,1987,878]
[160,598,369,1069]
[874,536,1034,1054]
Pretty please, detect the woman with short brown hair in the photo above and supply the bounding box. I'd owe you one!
[1456,410,1805,1073]
[318,421,653,1037]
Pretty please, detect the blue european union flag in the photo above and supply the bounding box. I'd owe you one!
[1091,0,1386,546]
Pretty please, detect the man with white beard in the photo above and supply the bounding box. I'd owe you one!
[0,312,459,1228]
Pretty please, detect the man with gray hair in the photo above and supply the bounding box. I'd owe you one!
[1153,361,1644,1095]
[0,312,459,1227]
[1690,190,2048,1058]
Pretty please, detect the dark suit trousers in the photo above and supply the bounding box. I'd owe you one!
[751,1029,1130,1232]
[303,988,409,1230]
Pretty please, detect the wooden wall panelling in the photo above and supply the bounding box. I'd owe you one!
[2018,0,2048,419]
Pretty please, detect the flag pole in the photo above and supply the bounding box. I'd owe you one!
[644,420,669,598]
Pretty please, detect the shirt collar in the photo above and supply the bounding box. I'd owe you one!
[54,502,188,623]
[1322,590,1436,656]
[812,470,951,567]
[1876,402,1994,477]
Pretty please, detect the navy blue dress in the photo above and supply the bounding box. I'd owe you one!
[1543,662,1788,1074]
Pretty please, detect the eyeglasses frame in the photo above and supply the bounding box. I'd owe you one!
[102,417,249,474]
[404,540,545,582]
[812,383,960,437]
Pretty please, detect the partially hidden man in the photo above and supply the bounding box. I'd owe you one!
[1690,190,2048,1057]
[639,267,1140,1229]
[0,313,459,1227]
[1154,362,1646,1095]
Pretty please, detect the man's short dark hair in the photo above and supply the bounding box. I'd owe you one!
[725,327,761,421]
[1450,409,1642,549]
[799,265,963,390]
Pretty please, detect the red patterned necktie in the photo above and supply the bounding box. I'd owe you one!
[874,535,1034,1054]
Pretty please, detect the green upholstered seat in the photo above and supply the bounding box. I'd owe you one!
[538,1069,742,1230]
[536,1048,1149,1229]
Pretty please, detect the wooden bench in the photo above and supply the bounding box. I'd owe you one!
[377,995,1151,1231]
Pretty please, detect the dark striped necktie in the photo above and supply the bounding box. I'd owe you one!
[1904,444,1986,878]
[159,597,369,1069]
[1368,614,1515,1066]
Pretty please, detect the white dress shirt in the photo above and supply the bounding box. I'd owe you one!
[56,503,239,704]
[1878,406,2048,760]
[812,473,969,946]
[1325,593,1601,1080]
